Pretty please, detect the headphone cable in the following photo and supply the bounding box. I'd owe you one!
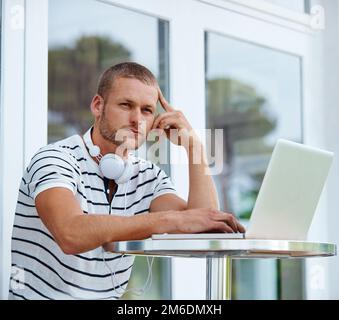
[101,179,154,297]
[102,249,154,297]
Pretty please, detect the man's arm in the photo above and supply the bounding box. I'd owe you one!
[186,139,219,209]
[150,193,187,212]
[35,187,166,254]
[150,89,219,212]
[36,187,240,255]
[149,142,218,212]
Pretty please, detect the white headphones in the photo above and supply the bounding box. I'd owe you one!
[83,127,134,184]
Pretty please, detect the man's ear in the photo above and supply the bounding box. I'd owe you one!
[90,94,105,117]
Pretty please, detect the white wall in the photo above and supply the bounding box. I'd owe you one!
[0,0,25,299]
[302,0,339,300]
[319,0,339,300]
[0,0,48,299]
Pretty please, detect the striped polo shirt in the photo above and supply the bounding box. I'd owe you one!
[9,133,176,300]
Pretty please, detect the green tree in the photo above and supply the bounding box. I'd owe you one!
[48,35,131,141]
[206,78,277,217]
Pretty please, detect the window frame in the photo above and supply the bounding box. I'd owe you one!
[198,0,312,28]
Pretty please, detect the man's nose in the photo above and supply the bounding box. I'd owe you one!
[129,108,143,125]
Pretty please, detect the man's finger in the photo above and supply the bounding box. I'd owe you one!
[226,216,238,232]
[212,222,234,234]
[214,213,240,233]
[152,112,176,129]
[152,115,160,130]
[158,87,174,112]
[152,114,166,130]
[229,215,245,233]
[237,221,246,233]
[157,118,181,130]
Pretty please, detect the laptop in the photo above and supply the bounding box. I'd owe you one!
[152,139,334,241]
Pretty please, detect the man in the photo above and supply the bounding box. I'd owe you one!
[9,62,244,300]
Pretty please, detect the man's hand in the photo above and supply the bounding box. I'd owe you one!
[161,208,246,234]
[152,87,199,147]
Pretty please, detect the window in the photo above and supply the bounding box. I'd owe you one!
[219,0,310,13]
[205,32,303,299]
[48,0,171,300]
[263,0,309,13]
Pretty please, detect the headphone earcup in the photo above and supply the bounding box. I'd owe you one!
[115,157,133,184]
[99,154,125,180]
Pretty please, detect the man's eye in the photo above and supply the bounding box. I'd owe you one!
[144,109,153,114]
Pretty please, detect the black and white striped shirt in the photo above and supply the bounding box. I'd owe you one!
[9,134,176,300]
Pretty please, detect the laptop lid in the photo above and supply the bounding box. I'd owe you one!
[245,139,333,240]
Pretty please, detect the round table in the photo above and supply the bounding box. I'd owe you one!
[103,239,336,300]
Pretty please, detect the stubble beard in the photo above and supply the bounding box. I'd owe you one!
[98,109,144,150]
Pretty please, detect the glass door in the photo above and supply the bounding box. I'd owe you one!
[197,0,322,299]
[205,32,303,299]
[47,0,171,300]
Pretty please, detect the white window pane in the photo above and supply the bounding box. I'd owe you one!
[263,0,306,12]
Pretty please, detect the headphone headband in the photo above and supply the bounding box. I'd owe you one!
[83,128,101,158]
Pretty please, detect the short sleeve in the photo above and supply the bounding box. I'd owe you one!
[23,147,78,200]
[152,166,178,201]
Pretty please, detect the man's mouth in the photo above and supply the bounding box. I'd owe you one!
[129,128,140,135]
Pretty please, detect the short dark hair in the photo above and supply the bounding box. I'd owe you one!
[97,62,158,100]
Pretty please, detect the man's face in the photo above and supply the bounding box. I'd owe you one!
[97,77,158,150]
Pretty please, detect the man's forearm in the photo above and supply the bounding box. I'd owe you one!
[185,140,219,209]
[60,212,176,255]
